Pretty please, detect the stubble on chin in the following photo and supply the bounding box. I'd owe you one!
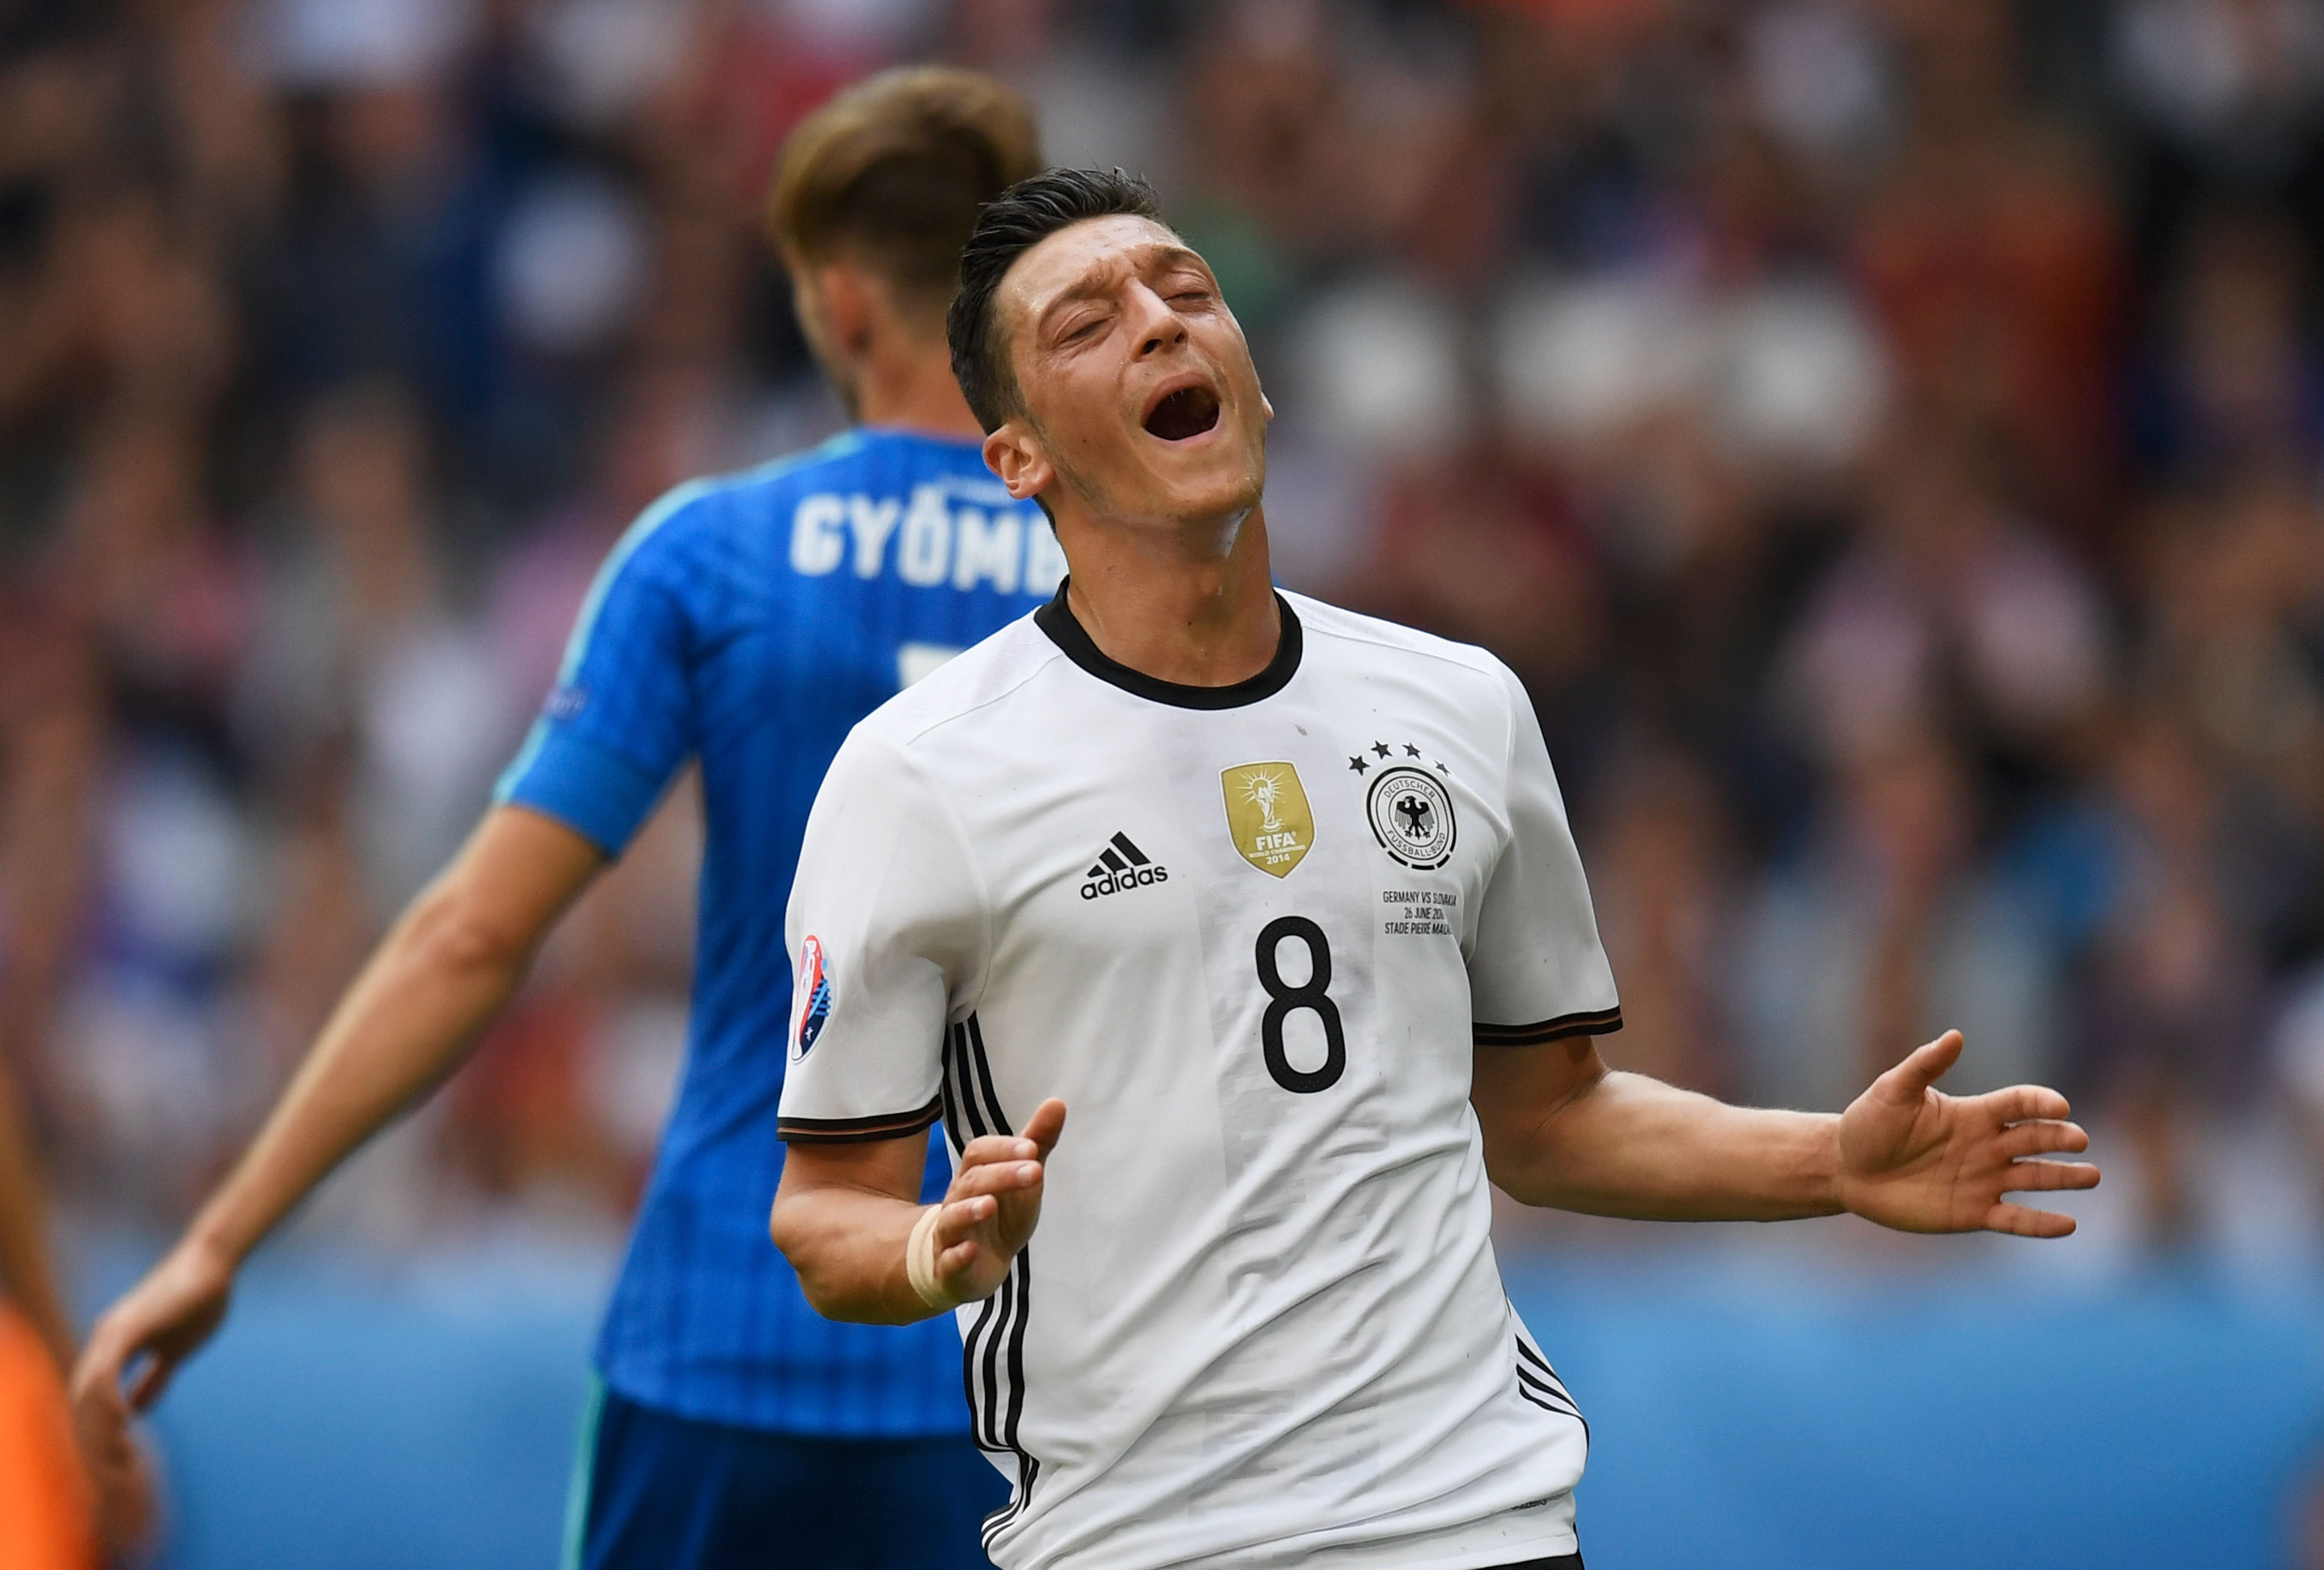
[1035,398,1271,545]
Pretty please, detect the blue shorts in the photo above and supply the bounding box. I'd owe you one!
[565,1379,1007,1570]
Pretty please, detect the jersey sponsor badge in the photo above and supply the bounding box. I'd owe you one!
[793,935,832,1059]
[1221,761,1314,878]
[1368,765,1456,869]
[1081,831,1168,899]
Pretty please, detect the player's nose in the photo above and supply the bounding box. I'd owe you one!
[1126,282,1187,358]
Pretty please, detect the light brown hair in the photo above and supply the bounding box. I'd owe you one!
[766,67,1042,321]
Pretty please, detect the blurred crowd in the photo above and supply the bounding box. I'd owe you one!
[1,0,2323,1268]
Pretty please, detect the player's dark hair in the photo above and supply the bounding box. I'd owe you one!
[766,68,1041,322]
[947,167,1165,434]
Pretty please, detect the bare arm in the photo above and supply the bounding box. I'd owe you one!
[71,806,603,1432]
[771,1099,1066,1325]
[1474,1037,1841,1220]
[1474,1029,2098,1234]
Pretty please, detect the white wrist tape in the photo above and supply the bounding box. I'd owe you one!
[905,1205,961,1311]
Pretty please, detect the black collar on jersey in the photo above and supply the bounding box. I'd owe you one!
[1035,578,1302,710]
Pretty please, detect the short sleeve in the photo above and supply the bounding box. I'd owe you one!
[493,497,700,856]
[776,730,987,1145]
[1466,662,1622,1046]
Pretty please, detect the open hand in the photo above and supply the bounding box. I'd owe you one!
[1836,1031,2099,1237]
[70,1232,233,1542]
[925,1098,1066,1304]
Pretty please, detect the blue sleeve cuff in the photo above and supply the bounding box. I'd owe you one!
[493,722,676,857]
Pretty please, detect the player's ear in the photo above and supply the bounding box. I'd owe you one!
[811,262,876,361]
[984,420,1052,503]
[787,263,828,355]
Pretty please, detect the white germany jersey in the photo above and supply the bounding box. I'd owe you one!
[778,588,1621,1570]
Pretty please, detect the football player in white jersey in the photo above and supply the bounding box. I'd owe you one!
[768,170,2100,1570]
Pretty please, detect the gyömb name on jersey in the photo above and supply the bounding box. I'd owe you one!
[790,482,1067,595]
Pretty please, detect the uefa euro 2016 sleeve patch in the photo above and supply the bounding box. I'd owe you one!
[793,935,832,1059]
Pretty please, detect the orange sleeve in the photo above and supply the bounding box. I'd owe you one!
[0,1303,98,1570]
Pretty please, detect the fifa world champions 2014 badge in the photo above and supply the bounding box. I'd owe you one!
[1222,761,1314,878]
[794,935,832,1058]
[1368,766,1456,869]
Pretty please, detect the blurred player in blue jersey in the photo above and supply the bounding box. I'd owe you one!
[73,68,1048,1570]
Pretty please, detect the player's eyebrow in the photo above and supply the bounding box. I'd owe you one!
[1143,243,1207,277]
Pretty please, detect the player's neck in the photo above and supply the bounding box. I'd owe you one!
[847,341,984,441]
[1060,509,1280,689]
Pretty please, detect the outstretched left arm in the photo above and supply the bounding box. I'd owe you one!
[1473,1029,2098,1236]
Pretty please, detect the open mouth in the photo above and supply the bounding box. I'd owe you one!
[1143,384,1222,442]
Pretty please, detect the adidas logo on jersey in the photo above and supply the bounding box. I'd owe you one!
[1081,832,1168,899]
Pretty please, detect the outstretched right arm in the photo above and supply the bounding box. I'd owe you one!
[70,806,602,1457]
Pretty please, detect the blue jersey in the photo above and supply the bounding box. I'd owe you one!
[496,428,1060,1434]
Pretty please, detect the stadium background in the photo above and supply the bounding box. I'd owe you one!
[3,0,2323,1564]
